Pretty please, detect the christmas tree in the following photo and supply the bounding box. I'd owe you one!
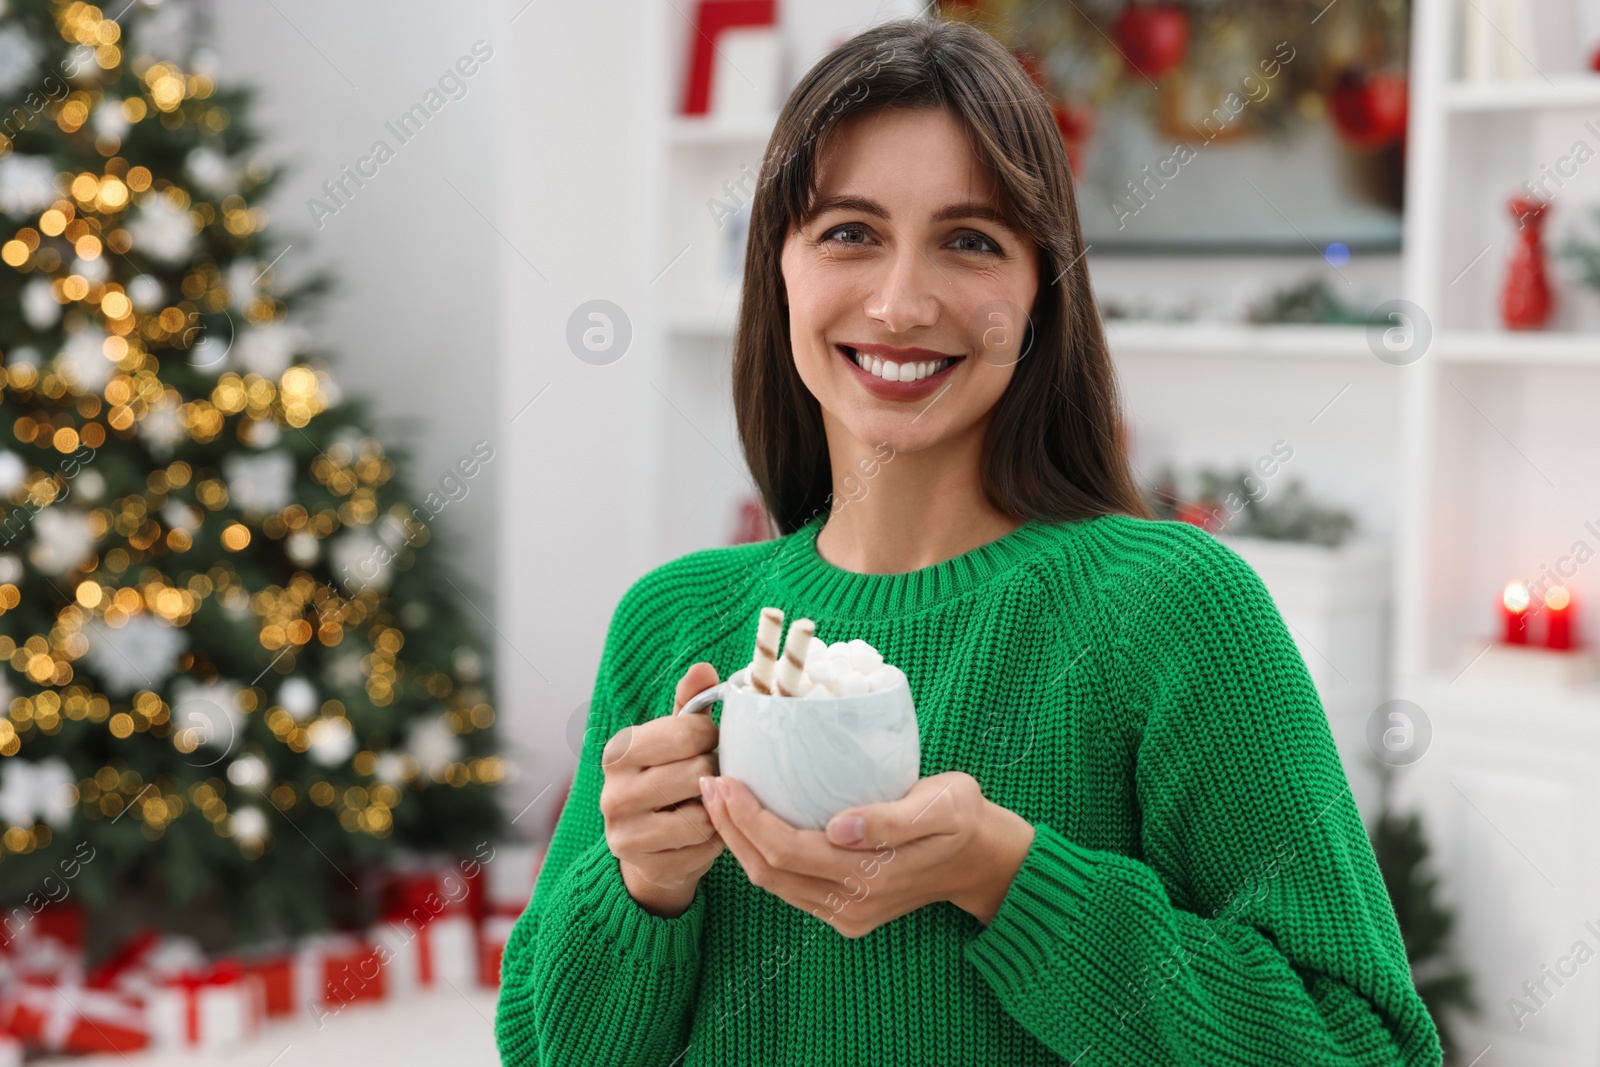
[1368,772,1475,1061]
[0,0,505,953]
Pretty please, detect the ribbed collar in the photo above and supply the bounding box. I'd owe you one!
[763,511,1071,620]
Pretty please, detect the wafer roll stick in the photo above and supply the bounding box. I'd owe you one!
[749,606,784,694]
[775,618,815,697]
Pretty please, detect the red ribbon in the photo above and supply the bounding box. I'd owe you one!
[165,958,245,1045]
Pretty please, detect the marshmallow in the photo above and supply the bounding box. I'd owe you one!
[847,639,883,673]
[835,671,869,697]
[738,609,904,698]
[866,666,900,692]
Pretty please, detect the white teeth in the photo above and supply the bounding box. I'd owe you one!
[847,347,955,381]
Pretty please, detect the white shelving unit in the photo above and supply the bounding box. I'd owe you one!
[1396,0,1600,1063]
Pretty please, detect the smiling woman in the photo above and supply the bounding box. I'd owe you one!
[494,14,1443,1067]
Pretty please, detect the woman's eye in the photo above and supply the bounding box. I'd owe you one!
[952,231,999,255]
[821,224,870,247]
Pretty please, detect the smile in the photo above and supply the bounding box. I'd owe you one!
[835,344,964,400]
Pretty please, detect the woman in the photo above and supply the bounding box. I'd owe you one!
[496,16,1441,1066]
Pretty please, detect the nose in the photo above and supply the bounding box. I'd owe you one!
[864,242,941,336]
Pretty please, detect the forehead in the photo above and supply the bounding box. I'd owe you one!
[810,107,1003,210]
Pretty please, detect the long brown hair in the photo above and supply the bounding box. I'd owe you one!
[733,15,1153,535]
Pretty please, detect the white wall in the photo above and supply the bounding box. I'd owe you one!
[208,3,502,622]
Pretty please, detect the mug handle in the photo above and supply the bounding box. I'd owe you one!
[677,681,727,717]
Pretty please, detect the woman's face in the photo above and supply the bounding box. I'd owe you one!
[780,106,1040,454]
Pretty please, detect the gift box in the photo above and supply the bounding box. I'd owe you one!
[1,978,148,1054]
[371,911,476,995]
[483,844,544,914]
[478,913,518,988]
[86,929,205,996]
[313,933,386,1008]
[145,960,266,1050]
[238,948,300,1018]
[3,902,86,987]
[381,862,476,927]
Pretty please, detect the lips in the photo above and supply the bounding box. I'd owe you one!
[836,344,963,400]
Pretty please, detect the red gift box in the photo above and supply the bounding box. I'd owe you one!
[238,936,362,1019]
[315,934,386,1008]
[3,902,86,987]
[239,951,299,1018]
[86,929,205,996]
[478,913,518,988]
[1,978,148,1054]
[145,958,266,1050]
[381,863,476,927]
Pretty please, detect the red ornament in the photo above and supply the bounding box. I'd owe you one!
[1502,194,1553,329]
[1591,42,1600,72]
[1329,66,1408,150]
[1053,101,1096,177]
[1114,3,1189,80]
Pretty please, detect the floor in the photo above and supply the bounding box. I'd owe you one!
[37,983,502,1066]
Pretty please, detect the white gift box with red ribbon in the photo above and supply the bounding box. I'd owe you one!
[478,912,519,988]
[144,962,266,1050]
[371,911,477,995]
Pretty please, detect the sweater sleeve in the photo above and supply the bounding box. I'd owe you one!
[494,575,709,1066]
[962,525,1443,1066]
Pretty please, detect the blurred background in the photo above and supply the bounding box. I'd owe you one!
[0,0,1597,1063]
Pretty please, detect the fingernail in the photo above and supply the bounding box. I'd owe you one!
[699,776,712,804]
[828,814,865,846]
[715,777,730,800]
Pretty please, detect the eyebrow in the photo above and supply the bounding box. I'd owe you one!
[804,193,1018,232]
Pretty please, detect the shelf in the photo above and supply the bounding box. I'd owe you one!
[1434,329,1600,365]
[1416,670,1600,731]
[1442,74,1600,113]
[669,115,776,149]
[1103,320,1376,360]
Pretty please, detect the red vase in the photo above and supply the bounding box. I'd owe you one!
[1114,2,1189,80]
[1502,194,1553,330]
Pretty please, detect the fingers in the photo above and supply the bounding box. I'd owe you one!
[825,771,973,849]
[603,710,718,770]
[672,661,721,713]
[634,752,719,811]
[610,798,720,855]
[707,783,837,898]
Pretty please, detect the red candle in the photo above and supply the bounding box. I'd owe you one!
[1545,585,1574,650]
[1502,581,1530,644]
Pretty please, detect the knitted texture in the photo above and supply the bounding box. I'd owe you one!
[494,513,1443,1066]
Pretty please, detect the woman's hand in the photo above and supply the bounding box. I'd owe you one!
[600,662,725,919]
[700,771,1036,937]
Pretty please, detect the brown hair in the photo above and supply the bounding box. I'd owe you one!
[733,15,1153,535]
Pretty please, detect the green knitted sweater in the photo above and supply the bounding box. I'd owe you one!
[494,511,1442,1066]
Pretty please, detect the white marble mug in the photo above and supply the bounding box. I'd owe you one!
[678,665,921,830]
